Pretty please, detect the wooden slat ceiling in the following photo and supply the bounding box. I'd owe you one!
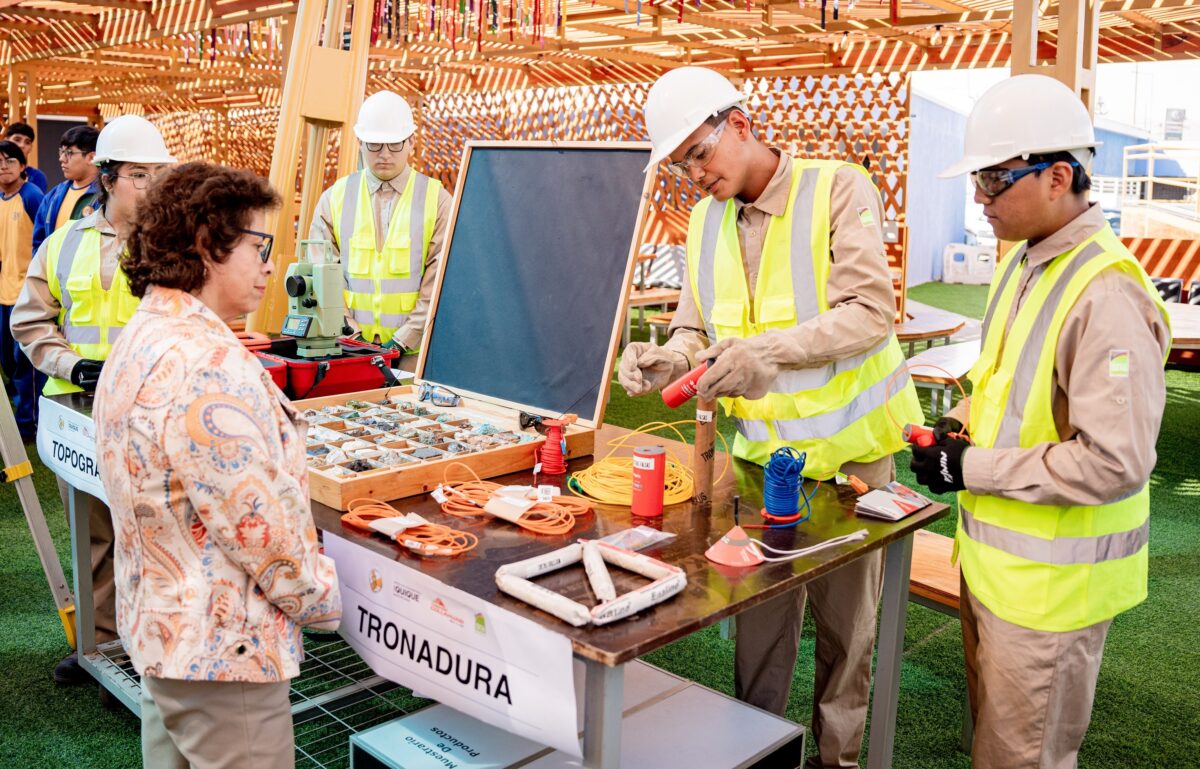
[2,0,1198,114]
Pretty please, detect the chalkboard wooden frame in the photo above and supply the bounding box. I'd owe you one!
[415,141,654,429]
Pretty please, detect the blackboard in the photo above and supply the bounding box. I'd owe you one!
[419,143,651,425]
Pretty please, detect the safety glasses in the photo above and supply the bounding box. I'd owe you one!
[364,141,406,153]
[970,162,1053,197]
[666,120,727,179]
[418,383,461,408]
[238,228,275,263]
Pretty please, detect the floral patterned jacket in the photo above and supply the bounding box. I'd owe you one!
[95,286,340,682]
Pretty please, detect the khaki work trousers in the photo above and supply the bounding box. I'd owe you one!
[961,576,1111,769]
[58,477,118,644]
[141,677,295,769]
[733,457,892,769]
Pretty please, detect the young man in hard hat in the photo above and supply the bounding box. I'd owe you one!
[310,90,452,369]
[910,74,1170,768]
[3,122,47,192]
[620,66,922,768]
[0,140,44,440]
[12,114,175,685]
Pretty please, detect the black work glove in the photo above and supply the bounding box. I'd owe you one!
[932,416,964,443]
[910,437,970,495]
[70,359,105,392]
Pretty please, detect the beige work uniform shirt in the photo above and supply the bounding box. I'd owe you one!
[666,151,898,378]
[12,208,124,381]
[310,166,453,350]
[950,204,1171,506]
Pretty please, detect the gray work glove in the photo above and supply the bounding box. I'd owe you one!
[617,342,690,397]
[695,336,780,401]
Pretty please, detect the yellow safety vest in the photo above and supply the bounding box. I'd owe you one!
[685,158,923,478]
[957,224,1170,632]
[43,214,139,395]
[328,170,440,344]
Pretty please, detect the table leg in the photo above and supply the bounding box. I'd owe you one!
[583,659,624,769]
[867,534,914,769]
[942,387,952,416]
[67,486,97,656]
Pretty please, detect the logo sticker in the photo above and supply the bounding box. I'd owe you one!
[857,207,875,227]
[368,569,383,593]
[1108,349,1130,378]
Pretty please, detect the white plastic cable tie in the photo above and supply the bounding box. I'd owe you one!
[537,484,560,502]
[431,485,449,504]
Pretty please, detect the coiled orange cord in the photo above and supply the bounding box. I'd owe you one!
[439,462,592,536]
[885,362,973,443]
[341,498,478,556]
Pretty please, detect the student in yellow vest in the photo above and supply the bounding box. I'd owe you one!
[619,67,922,769]
[910,74,1171,769]
[11,114,175,685]
[0,140,44,440]
[310,90,452,370]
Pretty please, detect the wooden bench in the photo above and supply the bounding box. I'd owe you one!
[908,340,980,417]
[647,311,675,345]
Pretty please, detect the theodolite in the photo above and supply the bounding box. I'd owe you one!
[281,239,349,358]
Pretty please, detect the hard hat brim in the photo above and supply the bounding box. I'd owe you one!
[643,98,744,172]
[354,125,417,144]
[92,153,176,166]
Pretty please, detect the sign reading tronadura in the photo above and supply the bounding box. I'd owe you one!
[324,533,580,756]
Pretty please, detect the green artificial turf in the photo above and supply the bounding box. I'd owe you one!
[1,285,1197,767]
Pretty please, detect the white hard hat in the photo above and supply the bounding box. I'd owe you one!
[643,67,745,171]
[354,91,416,144]
[93,115,176,166]
[940,74,1100,178]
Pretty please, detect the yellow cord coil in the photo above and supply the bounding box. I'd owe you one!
[567,420,730,506]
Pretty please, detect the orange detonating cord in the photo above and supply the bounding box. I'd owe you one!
[438,462,592,536]
[884,362,973,444]
[341,498,478,556]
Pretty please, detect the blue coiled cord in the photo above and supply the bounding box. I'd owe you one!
[761,447,816,528]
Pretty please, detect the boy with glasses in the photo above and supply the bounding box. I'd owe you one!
[11,114,174,685]
[910,74,1170,768]
[33,125,101,255]
[3,122,47,192]
[310,90,452,369]
[0,140,44,439]
[619,67,921,768]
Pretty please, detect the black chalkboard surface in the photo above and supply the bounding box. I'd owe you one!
[418,143,652,426]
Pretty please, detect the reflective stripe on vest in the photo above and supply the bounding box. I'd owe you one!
[961,502,1149,565]
[686,159,922,477]
[979,243,1025,342]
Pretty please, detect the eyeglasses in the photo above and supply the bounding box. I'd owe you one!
[418,383,460,408]
[0,157,20,168]
[238,228,275,263]
[666,120,727,179]
[58,149,86,160]
[364,141,406,153]
[116,171,159,190]
[970,162,1054,197]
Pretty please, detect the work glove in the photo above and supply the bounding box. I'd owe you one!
[618,342,689,397]
[70,359,105,392]
[695,336,779,401]
[932,416,965,443]
[910,437,970,495]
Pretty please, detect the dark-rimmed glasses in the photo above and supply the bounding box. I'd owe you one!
[238,228,275,263]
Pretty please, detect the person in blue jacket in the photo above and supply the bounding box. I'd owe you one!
[3,123,47,193]
[32,125,100,254]
[0,140,44,439]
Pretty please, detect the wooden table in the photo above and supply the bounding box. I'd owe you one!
[908,340,980,416]
[313,425,949,769]
[895,313,967,357]
[624,287,680,346]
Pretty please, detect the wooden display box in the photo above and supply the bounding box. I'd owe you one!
[297,387,595,510]
[299,142,652,510]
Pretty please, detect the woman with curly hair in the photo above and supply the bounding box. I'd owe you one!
[94,162,341,769]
